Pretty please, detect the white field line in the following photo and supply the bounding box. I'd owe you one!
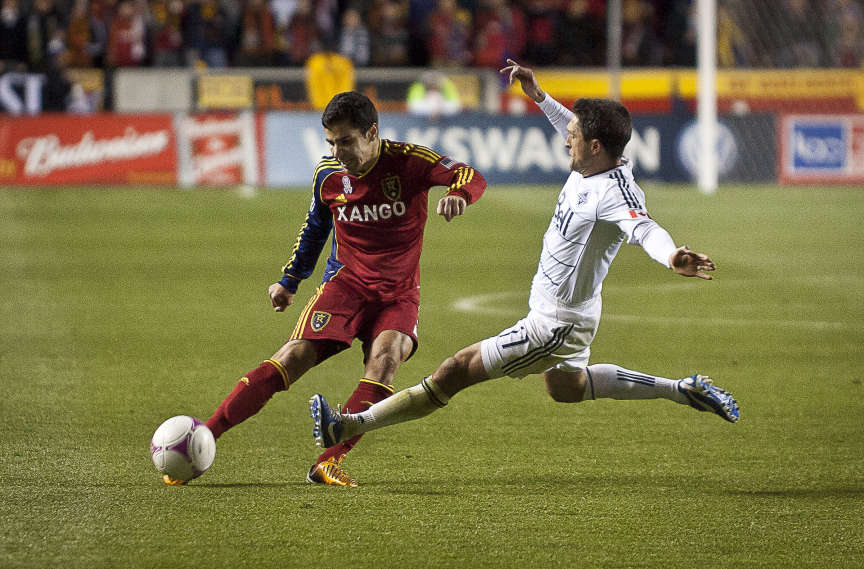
[451,291,860,331]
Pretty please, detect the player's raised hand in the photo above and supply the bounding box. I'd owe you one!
[268,282,295,312]
[669,246,716,280]
[499,59,545,103]
[437,194,467,222]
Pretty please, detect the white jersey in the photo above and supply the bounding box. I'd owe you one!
[529,95,678,320]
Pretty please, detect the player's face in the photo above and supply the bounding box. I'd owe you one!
[324,120,379,175]
[565,116,592,173]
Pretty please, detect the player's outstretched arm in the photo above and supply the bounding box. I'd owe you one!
[499,59,545,103]
[268,282,295,312]
[669,246,716,280]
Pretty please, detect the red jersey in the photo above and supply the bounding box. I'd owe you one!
[279,139,486,300]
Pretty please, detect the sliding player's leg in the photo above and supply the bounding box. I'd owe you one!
[544,364,739,422]
[310,340,489,448]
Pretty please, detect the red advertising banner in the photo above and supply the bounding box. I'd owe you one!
[176,112,258,187]
[0,114,177,185]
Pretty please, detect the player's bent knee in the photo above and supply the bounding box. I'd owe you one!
[271,340,318,381]
[544,369,588,403]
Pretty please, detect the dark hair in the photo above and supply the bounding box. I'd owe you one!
[321,91,378,133]
[572,98,632,160]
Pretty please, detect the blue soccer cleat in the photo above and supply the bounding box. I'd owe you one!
[678,374,740,423]
[310,393,345,448]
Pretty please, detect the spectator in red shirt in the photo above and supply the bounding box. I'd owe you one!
[107,0,147,67]
[276,0,320,66]
[522,0,561,66]
[234,0,274,66]
[425,0,472,67]
[473,0,526,68]
[150,0,184,67]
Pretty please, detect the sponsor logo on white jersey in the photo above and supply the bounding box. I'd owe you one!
[336,201,407,223]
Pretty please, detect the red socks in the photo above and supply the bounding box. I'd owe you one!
[314,378,394,465]
[205,359,289,438]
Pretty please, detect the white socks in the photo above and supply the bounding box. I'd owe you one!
[341,377,450,439]
[586,363,689,404]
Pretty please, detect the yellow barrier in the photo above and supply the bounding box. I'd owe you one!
[508,68,864,107]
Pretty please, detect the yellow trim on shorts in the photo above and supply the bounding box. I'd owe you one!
[290,284,326,340]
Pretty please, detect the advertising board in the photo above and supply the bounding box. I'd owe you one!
[0,114,176,185]
[261,111,774,187]
[779,114,864,184]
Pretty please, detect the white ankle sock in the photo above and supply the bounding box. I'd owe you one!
[586,363,688,403]
[342,377,449,438]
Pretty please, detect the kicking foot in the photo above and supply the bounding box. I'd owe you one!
[678,374,740,423]
[310,393,345,448]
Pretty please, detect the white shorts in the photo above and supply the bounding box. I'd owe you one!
[480,295,601,379]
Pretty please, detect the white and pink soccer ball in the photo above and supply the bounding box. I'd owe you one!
[150,415,216,482]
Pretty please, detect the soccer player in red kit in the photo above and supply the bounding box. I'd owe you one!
[166,91,486,487]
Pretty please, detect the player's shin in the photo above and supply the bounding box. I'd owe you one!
[342,377,450,438]
[205,359,289,438]
[585,363,686,402]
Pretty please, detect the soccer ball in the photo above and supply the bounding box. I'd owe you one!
[150,415,216,482]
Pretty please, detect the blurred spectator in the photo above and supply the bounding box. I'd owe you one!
[663,0,695,66]
[425,0,472,67]
[315,0,339,50]
[275,0,320,66]
[66,0,107,68]
[369,0,410,66]
[406,70,461,119]
[234,0,274,66]
[26,0,67,70]
[182,0,231,68]
[339,7,370,67]
[824,0,864,67]
[557,0,603,66]
[1,0,28,67]
[106,0,148,67]
[716,3,752,67]
[472,0,526,68]
[522,0,560,66]
[620,0,661,66]
[773,0,821,67]
[150,0,184,67]
[270,0,297,30]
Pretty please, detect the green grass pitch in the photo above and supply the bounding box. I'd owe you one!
[1,183,862,568]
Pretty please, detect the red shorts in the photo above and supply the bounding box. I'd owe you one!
[289,275,419,363]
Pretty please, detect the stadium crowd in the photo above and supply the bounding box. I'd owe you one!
[1,0,862,72]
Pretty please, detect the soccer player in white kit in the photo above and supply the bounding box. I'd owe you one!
[309,60,739,456]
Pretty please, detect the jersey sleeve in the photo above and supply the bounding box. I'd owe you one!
[537,94,574,142]
[426,153,486,204]
[596,175,676,268]
[384,140,486,204]
[278,162,336,293]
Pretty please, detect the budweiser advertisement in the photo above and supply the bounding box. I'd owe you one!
[0,115,177,185]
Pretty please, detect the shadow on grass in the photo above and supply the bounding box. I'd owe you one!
[725,487,864,498]
[187,482,306,489]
